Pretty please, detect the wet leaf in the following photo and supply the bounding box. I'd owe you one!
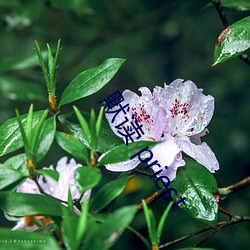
[36,116,56,162]
[59,112,123,153]
[56,131,89,165]
[0,111,44,157]
[97,140,158,166]
[213,16,250,65]
[170,159,218,227]
[0,164,27,190]
[0,192,65,216]
[59,58,125,106]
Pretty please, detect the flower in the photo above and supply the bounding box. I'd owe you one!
[11,157,90,231]
[103,79,219,180]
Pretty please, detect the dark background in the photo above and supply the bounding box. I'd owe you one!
[0,0,249,249]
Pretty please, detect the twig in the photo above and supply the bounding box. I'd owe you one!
[211,0,250,66]
[136,188,167,214]
[159,216,250,249]
[193,216,250,247]
[159,224,212,249]
[218,176,250,199]
[218,206,235,217]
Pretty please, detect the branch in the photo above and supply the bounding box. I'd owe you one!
[211,0,250,66]
[218,176,250,199]
[193,216,250,247]
[136,188,167,214]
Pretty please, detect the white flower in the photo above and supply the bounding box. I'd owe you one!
[12,157,90,231]
[103,79,219,180]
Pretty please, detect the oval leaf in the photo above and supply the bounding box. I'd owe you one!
[56,131,89,165]
[170,159,218,227]
[0,111,44,157]
[59,112,123,153]
[59,58,125,106]
[0,164,27,190]
[91,176,132,213]
[75,167,102,194]
[37,116,56,162]
[97,140,158,166]
[213,16,250,65]
[0,192,65,216]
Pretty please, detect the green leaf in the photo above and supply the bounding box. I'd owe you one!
[73,106,91,146]
[0,192,65,216]
[4,154,28,175]
[36,116,56,162]
[59,58,125,107]
[36,169,59,181]
[75,167,102,194]
[221,0,250,11]
[0,228,60,250]
[0,164,27,190]
[83,205,137,250]
[142,200,157,245]
[0,111,44,157]
[59,112,123,153]
[89,109,97,150]
[62,215,80,250]
[97,140,158,166]
[0,76,46,102]
[170,159,218,227]
[96,106,105,140]
[62,201,89,250]
[157,201,173,244]
[213,16,250,65]
[91,176,132,213]
[56,131,89,165]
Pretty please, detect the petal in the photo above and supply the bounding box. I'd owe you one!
[179,139,219,173]
[154,79,214,136]
[39,157,82,201]
[16,178,40,194]
[149,138,185,181]
[104,157,141,172]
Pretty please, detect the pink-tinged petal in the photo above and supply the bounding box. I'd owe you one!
[104,157,141,172]
[16,178,40,194]
[39,157,82,201]
[124,88,167,140]
[178,139,219,173]
[105,90,138,139]
[154,79,214,136]
[148,138,185,181]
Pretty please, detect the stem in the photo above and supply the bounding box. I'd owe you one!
[136,188,167,215]
[218,176,250,199]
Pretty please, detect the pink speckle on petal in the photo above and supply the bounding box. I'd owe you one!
[170,99,190,121]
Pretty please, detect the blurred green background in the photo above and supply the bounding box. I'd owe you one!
[0,0,249,249]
